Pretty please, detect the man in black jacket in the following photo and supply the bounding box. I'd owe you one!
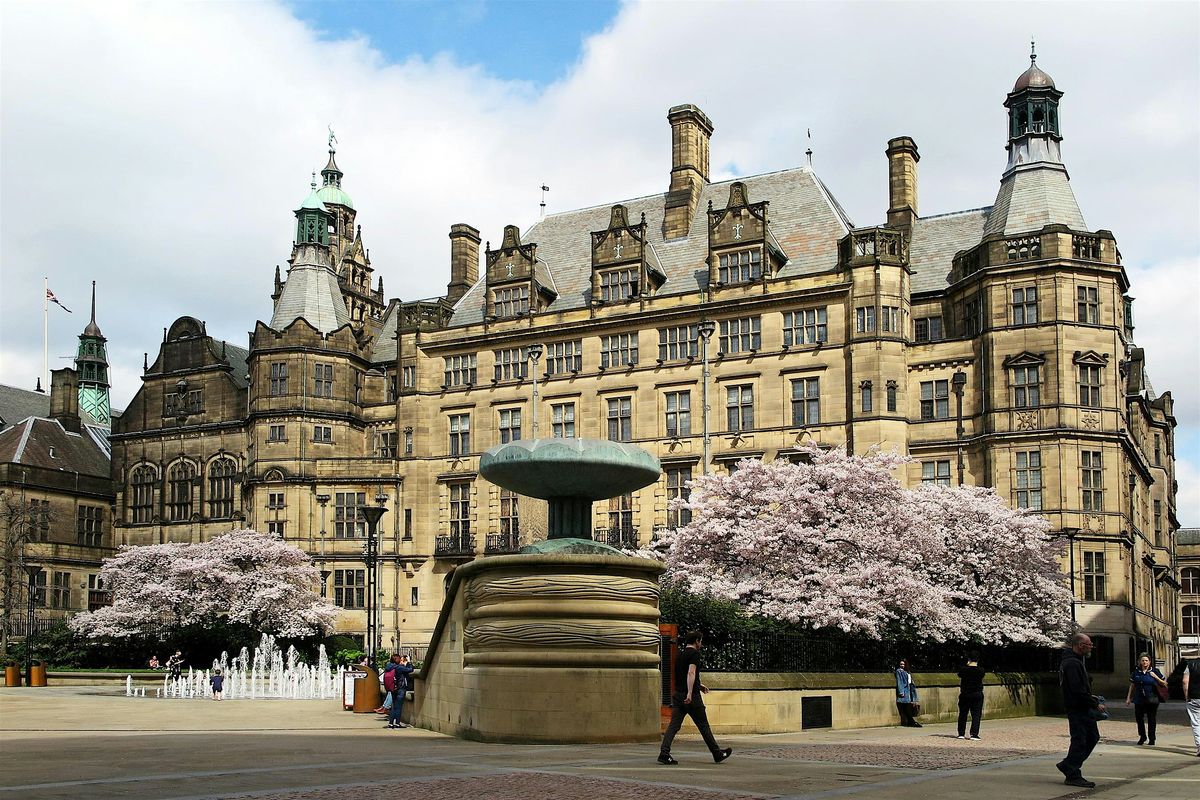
[1056,633,1105,788]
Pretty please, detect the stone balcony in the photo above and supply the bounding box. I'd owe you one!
[950,225,1120,283]
[838,226,909,269]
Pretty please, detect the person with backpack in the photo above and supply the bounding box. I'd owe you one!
[1124,653,1166,745]
[383,653,414,730]
[1183,656,1200,757]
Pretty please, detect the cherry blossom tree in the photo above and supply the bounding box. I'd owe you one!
[70,529,338,639]
[654,446,1072,645]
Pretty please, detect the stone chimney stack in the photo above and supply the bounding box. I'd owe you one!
[49,367,81,432]
[885,136,920,229]
[663,104,714,240]
[446,223,481,305]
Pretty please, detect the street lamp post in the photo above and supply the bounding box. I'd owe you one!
[951,369,967,486]
[698,321,717,474]
[1062,528,1080,624]
[526,343,543,437]
[358,494,389,664]
[24,565,42,682]
[316,494,331,597]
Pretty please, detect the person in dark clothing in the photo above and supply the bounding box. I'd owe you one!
[1124,653,1166,745]
[657,630,732,765]
[383,654,415,729]
[956,652,986,739]
[1056,632,1105,788]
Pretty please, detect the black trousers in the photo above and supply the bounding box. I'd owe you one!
[1062,711,1100,778]
[1134,701,1158,741]
[896,701,919,726]
[957,693,984,737]
[660,693,721,756]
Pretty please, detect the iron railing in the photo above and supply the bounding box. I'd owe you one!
[484,533,521,554]
[434,533,476,557]
[593,527,639,549]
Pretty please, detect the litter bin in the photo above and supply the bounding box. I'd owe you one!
[4,664,20,687]
[29,661,47,687]
[351,665,381,713]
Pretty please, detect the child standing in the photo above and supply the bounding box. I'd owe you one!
[210,668,224,701]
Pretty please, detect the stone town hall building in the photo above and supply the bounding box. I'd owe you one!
[110,56,1181,675]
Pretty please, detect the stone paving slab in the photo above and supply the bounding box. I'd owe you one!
[2,687,1198,800]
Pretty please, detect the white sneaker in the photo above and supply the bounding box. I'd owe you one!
[969,736,981,741]
[956,735,965,739]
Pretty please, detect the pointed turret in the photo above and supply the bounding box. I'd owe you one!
[75,281,112,427]
[984,45,1085,236]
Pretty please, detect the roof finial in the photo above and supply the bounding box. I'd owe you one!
[1030,37,1036,64]
[328,125,337,152]
[540,184,550,218]
[89,281,97,324]
[311,171,317,190]
[805,128,814,166]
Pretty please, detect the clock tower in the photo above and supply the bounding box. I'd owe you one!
[75,281,111,428]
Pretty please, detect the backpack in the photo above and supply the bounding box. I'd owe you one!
[383,669,397,693]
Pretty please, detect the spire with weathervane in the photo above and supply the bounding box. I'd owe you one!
[75,281,112,427]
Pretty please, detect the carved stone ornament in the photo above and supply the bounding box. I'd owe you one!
[1016,411,1039,431]
[1081,412,1101,430]
[464,620,660,650]
[465,574,658,605]
[1084,514,1104,532]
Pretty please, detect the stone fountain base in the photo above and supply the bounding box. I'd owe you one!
[410,553,665,743]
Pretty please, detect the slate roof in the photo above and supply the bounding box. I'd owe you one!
[219,340,251,388]
[0,384,51,432]
[370,302,400,363]
[909,208,991,293]
[0,416,110,478]
[270,253,352,335]
[1178,528,1200,546]
[983,163,1086,237]
[449,166,854,327]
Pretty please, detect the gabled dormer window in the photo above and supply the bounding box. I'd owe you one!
[717,249,761,284]
[493,285,529,318]
[599,267,638,302]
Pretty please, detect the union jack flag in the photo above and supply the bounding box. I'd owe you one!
[46,288,71,313]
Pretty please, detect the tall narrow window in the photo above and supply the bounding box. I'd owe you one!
[1011,287,1038,326]
[448,414,471,456]
[448,482,471,539]
[1153,434,1161,466]
[665,467,693,528]
[920,380,950,420]
[665,391,691,437]
[269,362,288,396]
[1077,286,1099,324]
[498,408,522,443]
[167,462,194,521]
[50,571,71,610]
[313,363,334,398]
[551,402,575,438]
[607,493,634,534]
[790,378,820,426]
[1079,365,1103,408]
[334,492,366,538]
[963,295,982,336]
[607,397,632,442]
[922,460,951,487]
[1082,551,1106,601]
[783,308,828,346]
[1012,365,1041,408]
[131,465,156,524]
[207,458,236,519]
[1015,451,1043,510]
[76,506,103,547]
[1081,450,1103,511]
[880,306,900,333]
[28,499,49,542]
[855,307,876,333]
[886,380,898,413]
[499,488,520,539]
[860,381,873,413]
[726,385,754,432]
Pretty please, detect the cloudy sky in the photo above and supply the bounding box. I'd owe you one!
[1,1,1197,522]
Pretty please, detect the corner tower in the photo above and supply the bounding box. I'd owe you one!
[75,281,111,427]
[315,134,384,322]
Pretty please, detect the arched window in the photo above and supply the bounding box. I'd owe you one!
[1183,605,1199,636]
[131,465,157,524]
[1182,567,1200,595]
[167,461,195,521]
[207,458,236,519]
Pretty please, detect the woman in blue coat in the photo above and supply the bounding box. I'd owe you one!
[896,659,922,727]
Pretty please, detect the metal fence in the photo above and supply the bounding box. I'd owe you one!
[691,631,1062,674]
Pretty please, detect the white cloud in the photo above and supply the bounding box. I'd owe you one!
[1,1,1197,521]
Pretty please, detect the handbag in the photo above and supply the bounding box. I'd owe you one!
[1087,695,1109,721]
[1154,671,1169,702]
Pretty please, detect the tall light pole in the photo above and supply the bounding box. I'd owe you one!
[24,565,42,682]
[952,369,967,486]
[698,321,717,474]
[358,494,388,664]
[316,494,331,597]
[526,343,543,437]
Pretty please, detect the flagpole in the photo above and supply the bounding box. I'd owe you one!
[43,276,49,392]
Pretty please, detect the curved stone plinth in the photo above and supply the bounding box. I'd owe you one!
[411,553,666,743]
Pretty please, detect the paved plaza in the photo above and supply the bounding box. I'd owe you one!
[2,687,1198,800]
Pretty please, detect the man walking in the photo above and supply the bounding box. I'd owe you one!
[1057,633,1105,788]
[1183,655,1200,757]
[658,630,732,765]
